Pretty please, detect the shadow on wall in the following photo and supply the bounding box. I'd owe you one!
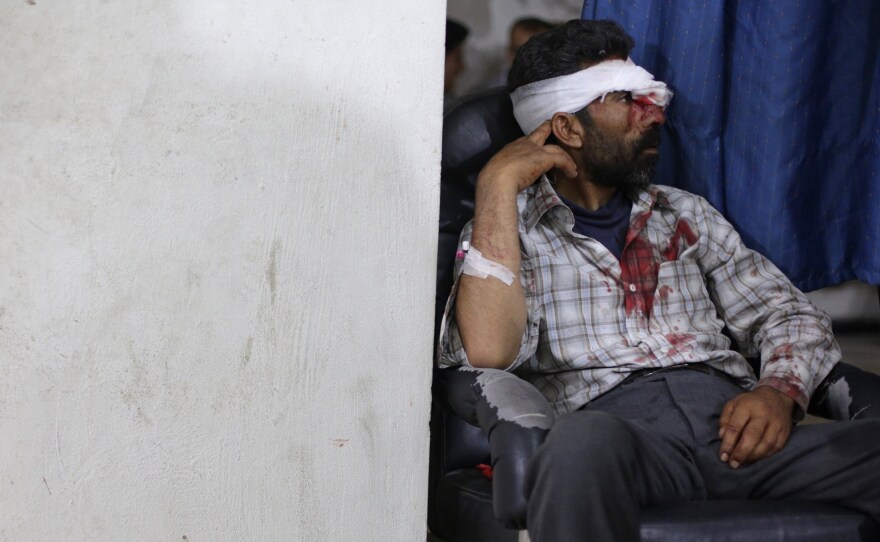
[1,1,439,540]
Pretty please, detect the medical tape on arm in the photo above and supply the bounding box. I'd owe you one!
[510,58,673,134]
[461,246,515,286]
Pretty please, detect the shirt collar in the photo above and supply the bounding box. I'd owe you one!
[523,175,564,231]
[523,176,675,232]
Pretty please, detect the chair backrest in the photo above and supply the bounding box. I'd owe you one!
[434,88,524,345]
[428,88,524,538]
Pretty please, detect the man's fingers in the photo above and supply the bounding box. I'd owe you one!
[744,418,792,464]
[542,144,578,178]
[483,127,578,190]
[525,121,553,144]
[773,426,790,455]
[718,404,751,464]
[729,420,769,467]
[744,426,784,464]
[718,399,735,439]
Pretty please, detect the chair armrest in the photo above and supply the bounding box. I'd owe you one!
[808,361,880,420]
[436,367,555,530]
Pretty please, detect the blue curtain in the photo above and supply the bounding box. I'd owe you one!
[582,0,880,291]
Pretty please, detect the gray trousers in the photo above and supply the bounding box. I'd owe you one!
[524,367,880,541]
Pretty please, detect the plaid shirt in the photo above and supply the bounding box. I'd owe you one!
[438,176,840,415]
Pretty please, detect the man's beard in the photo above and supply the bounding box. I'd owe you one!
[581,124,661,198]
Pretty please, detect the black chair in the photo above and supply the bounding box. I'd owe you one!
[427,87,880,542]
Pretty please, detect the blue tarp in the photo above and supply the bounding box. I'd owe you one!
[582,0,880,291]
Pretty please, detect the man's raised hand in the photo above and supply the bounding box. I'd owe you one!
[477,121,578,193]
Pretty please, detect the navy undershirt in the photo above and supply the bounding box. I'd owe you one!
[559,189,633,261]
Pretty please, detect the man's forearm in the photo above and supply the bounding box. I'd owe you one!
[452,121,577,369]
[456,181,527,368]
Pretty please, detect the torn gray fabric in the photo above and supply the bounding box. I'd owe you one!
[825,377,854,420]
[463,367,556,430]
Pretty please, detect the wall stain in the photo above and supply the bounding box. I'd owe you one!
[351,375,378,458]
[121,341,154,426]
[266,239,280,305]
[241,336,253,366]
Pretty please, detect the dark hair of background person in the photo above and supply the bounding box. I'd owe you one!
[445,18,470,96]
[507,19,634,93]
[446,18,469,54]
[511,17,556,40]
[507,17,556,63]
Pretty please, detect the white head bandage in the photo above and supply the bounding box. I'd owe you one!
[510,58,672,134]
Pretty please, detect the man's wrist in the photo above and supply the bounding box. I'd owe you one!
[755,385,796,407]
[476,172,523,197]
[755,382,800,419]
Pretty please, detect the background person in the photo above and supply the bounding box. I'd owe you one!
[483,17,555,89]
[444,18,469,100]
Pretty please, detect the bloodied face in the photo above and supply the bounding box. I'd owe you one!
[577,91,666,194]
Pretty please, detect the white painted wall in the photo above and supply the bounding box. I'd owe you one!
[0,1,442,540]
[807,281,880,323]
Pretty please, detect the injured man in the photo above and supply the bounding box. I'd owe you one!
[437,18,880,542]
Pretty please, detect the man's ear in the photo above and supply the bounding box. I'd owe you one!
[550,112,583,149]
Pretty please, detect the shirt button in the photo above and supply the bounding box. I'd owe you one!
[628,284,637,292]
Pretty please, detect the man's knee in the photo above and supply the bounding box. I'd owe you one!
[534,410,640,473]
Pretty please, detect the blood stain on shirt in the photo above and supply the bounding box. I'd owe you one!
[657,285,673,302]
[665,332,694,358]
[620,235,658,316]
[621,213,696,317]
[771,344,795,361]
[661,219,698,261]
[620,210,657,316]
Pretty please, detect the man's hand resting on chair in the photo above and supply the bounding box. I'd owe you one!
[718,386,796,469]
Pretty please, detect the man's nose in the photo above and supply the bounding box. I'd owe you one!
[634,98,666,126]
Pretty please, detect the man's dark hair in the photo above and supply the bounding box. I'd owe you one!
[508,19,634,93]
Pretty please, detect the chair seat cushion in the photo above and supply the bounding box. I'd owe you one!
[434,468,879,542]
[434,469,519,542]
[641,500,879,542]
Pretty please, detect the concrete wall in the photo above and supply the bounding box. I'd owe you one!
[0,1,442,540]
[807,281,880,324]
